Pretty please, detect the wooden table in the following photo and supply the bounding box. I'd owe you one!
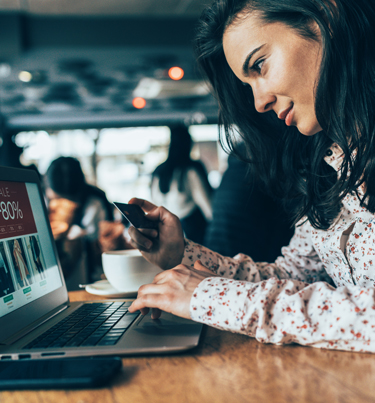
[1,290,375,403]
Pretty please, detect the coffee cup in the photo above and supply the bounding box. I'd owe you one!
[102,249,162,292]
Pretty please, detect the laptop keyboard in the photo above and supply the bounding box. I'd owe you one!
[23,302,140,349]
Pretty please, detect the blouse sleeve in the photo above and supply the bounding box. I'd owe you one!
[182,220,330,284]
[182,222,375,352]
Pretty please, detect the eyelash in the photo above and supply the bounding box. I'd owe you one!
[250,58,265,74]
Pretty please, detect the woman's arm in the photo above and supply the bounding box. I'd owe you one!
[182,223,375,352]
[183,220,331,284]
[132,233,375,352]
[190,273,375,353]
[128,199,375,352]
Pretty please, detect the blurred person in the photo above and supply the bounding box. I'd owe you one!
[98,220,133,253]
[45,156,115,282]
[204,150,294,260]
[151,124,213,244]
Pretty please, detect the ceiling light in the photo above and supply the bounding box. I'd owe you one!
[168,67,184,81]
[18,71,32,82]
[0,63,11,78]
[132,97,146,109]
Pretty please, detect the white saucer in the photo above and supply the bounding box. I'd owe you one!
[85,280,137,298]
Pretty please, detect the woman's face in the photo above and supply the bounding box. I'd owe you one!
[223,12,323,136]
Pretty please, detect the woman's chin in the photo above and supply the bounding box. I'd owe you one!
[297,124,323,136]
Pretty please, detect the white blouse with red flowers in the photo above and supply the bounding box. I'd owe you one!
[183,144,375,352]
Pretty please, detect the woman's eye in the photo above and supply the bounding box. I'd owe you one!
[251,59,264,74]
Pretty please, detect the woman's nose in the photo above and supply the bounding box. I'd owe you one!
[252,85,275,113]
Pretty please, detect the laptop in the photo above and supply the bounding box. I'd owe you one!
[0,166,203,360]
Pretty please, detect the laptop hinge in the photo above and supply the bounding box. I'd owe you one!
[1,303,71,346]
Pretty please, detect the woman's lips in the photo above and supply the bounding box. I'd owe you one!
[278,105,294,126]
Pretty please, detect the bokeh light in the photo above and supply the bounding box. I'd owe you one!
[18,71,32,82]
[168,67,184,81]
[132,97,146,109]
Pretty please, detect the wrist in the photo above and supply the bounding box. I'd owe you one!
[166,239,186,270]
[177,239,187,266]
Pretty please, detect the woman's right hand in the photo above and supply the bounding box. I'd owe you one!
[127,198,185,270]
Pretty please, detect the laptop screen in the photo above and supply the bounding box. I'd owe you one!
[0,180,63,319]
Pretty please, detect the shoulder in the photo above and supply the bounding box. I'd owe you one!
[186,161,207,177]
[152,162,168,176]
[186,166,203,180]
[85,184,108,200]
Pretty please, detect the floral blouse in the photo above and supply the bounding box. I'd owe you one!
[182,144,375,353]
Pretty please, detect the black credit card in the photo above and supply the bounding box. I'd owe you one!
[113,202,158,230]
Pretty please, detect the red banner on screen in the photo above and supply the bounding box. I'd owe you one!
[0,181,37,240]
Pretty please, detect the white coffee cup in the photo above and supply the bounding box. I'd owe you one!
[102,249,162,292]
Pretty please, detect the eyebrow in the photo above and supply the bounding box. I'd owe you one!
[242,44,265,77]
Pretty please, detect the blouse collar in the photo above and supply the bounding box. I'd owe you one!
[323,143,344,172]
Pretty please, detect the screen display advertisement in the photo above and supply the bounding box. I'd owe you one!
[0,181,63,318]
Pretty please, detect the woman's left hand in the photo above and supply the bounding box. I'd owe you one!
[128,260,216,320]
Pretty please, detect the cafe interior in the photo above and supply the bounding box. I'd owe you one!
[0,0,226,288]
[0,1,374,402]
[0,0,222,202]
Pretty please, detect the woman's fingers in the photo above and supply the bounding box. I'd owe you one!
[151,308,162,320]
[127,202,185,270]
[128,226,154,251]
[128,198,157,214]
[139,307,150,316]
[128,264,214,320]
[128,198,160,231]
[129,270,188,318]
[138,228,158,238]
[129,291,166,313]
[131,281,163,319]
[129,199,178,228]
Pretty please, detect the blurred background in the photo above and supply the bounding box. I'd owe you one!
[0,0,230,288]
[0,0,224,201]
[0,1,295,291]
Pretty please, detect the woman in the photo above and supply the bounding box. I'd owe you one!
[127,0,375,353]
[151,124,213,244]
[45,157,114,236]
[45,157,115,281]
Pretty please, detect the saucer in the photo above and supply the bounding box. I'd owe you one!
[85,280,137,298]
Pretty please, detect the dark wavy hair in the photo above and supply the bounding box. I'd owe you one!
[45,156,114,221]
[194,0,375,229]
[45,156,86,199]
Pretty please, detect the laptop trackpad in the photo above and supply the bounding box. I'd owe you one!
[121,312,202,351]
[135,313,202,337]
